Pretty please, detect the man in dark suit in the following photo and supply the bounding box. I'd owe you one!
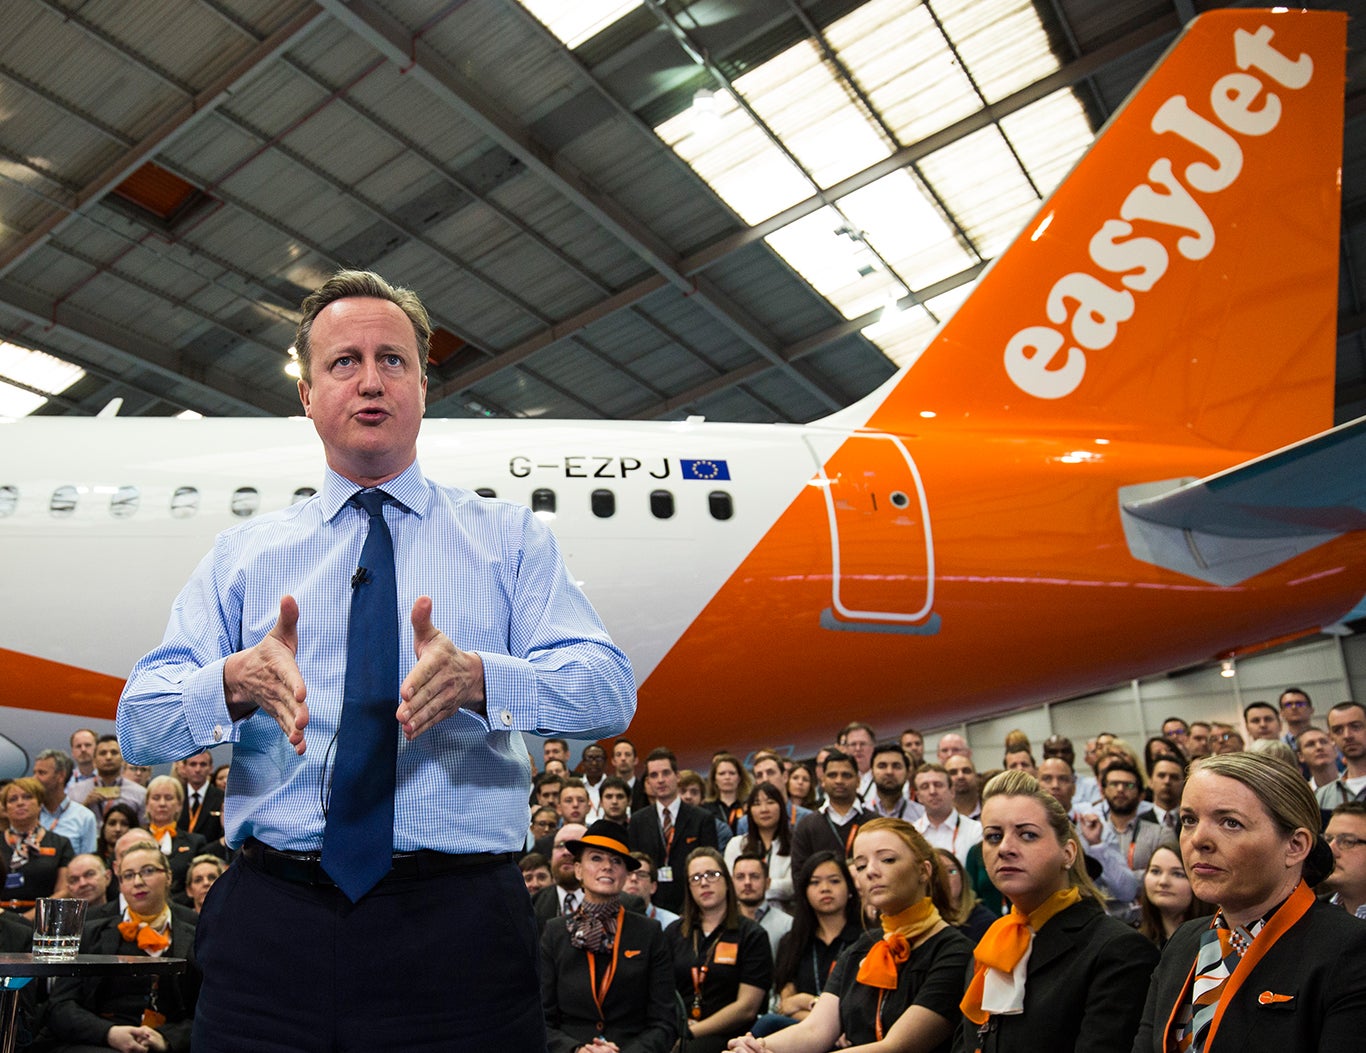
[613,737,650,814]
[176,749,224,844]
[791,749,876,882]
[627,747,717,913]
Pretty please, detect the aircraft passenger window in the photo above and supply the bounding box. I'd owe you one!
[591,489,615,519]
[531,488,556,515]
[231,487,260,518]
[110,485,140,519]
[50,485,78,518]
[291,487,317,505]
[170,486,200,519]
[0,486,16,517]
[475,488,496,499]
[650,490,674,520]
[708,491,733,521]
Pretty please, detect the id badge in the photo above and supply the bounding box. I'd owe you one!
[657,866,673,883]
[714,941,739,966]
[4,872,20,890]
[142,1009,166,1029]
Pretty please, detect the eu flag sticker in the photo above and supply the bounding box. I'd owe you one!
[681,458,730,481]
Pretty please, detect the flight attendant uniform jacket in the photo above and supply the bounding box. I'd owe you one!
[952,898,1158,1053]
[1130,897,1366,1053]
[541,910,677,1053]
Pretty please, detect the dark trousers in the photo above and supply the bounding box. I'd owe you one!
[192,853,546,1052]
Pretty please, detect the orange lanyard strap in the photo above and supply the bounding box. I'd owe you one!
[584,906,625,1033]
[843,822,861,857]
[187,797,204,832]
[1126,831,1136,869]
[875,988,888,1041]
[1161,881,1315,1052]
[690,930,721,1019]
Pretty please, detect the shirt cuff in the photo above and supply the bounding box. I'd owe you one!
[469,651,538,732]
[183,658,244,747]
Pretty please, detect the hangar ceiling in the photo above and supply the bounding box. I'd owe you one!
[0,0,1362,424]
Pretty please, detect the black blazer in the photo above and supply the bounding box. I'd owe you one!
[951,898,1159,1053]
[790,807,876,885]
[627,802,718,913]
[541,909,676,1053]
[533,885,647,935]
[46,912,201,1053]
[1131,898,1366,1053]
[178,783,224,843]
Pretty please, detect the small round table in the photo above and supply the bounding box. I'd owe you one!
[0,953,186,1053]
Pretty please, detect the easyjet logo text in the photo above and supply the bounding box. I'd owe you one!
[1004,24,1313,399]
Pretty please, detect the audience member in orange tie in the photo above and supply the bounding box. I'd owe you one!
[954,771,1157,1053]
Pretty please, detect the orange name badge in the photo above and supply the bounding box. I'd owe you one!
[141,1009,166,1028]
[38,846,55,856]
[714,941,738,966]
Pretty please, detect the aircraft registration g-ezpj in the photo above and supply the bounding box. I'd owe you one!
[1,9,1363,773]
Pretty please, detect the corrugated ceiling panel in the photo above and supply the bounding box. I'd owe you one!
[346,63,492,171]
[219,63,332,141]
[431,0,587,121]
[702,246,845,345]
[562,115,735,252]
[89,0,280,89]
[469,236,603,322]
[7,250,98,301]
[486,178,642,291]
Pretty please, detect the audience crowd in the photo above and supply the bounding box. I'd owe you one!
[3,687,1365,1050]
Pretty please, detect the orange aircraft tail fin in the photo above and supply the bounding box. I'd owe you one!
[860,9,1345,453]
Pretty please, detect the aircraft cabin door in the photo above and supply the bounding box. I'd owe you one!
[803,432,938,633]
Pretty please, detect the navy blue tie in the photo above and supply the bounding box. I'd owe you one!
[321,489,399,901]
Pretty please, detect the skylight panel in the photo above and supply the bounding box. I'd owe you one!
[936,0,1062,103]
[864,281,977,370]
[656,91,814,224]
[918,126,1044,259]
[999,89,1093,199]
[826,0,981,146]
[518,0,640,49]
[731,40,891,191]
[837,172,977,293]
[0,341,84,417]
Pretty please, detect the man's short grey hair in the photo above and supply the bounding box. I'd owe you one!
[36,749,73,780]
[294,270,431,382]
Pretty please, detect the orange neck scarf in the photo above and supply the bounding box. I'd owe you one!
[961,886,1081,1024]
[118,908,172,954]
[855,897,943,989]
[149,823,176,841]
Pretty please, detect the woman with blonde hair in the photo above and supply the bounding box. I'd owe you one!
[1132,752,1366,1052]
[934,848,995,945]
[953,771,1158,1052]
[729,817,971,1052]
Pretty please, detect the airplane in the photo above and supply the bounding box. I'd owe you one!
[1,7,1362,775]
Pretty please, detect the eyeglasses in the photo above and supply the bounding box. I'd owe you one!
[118,865,167,885]
[1281,700,1311,710]
[1326,834,1366,851]
[689,869,725,885]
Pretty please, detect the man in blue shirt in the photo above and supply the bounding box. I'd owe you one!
[117,270,636,1052]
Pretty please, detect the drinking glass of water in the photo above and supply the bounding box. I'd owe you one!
[33,898,86,961]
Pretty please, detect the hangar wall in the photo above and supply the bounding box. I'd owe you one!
[927,632,1365,760]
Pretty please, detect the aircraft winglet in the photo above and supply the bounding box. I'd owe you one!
[1119,416,1366,586]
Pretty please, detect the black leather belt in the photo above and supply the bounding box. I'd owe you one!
[241,838,512,887]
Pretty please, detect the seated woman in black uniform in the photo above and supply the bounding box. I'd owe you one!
[752,850,864,1036]
[143,777,206,896]
[46,841,201,1053]
[667,846,773,1053]
[541,819,676,1053]
[954,771,1158,1053]
[3,777,73,917]
[730,817,972,1053]
[934,849,996,946]
[1132,752,1366,1053]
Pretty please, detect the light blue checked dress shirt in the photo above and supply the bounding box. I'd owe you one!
[117,460,636,855]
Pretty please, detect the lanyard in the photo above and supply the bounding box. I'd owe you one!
[584,906,625,1034]
[42,801,68,834]
[186,791,205,833]
[1161,881,1315,1052]
[690,928,723,1020]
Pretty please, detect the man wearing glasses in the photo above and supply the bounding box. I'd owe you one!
[1321,802,1366,919]
[1278,686,1317,749]
[1085,760,1162,922]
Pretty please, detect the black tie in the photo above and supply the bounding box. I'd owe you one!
[321,490,400,902]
